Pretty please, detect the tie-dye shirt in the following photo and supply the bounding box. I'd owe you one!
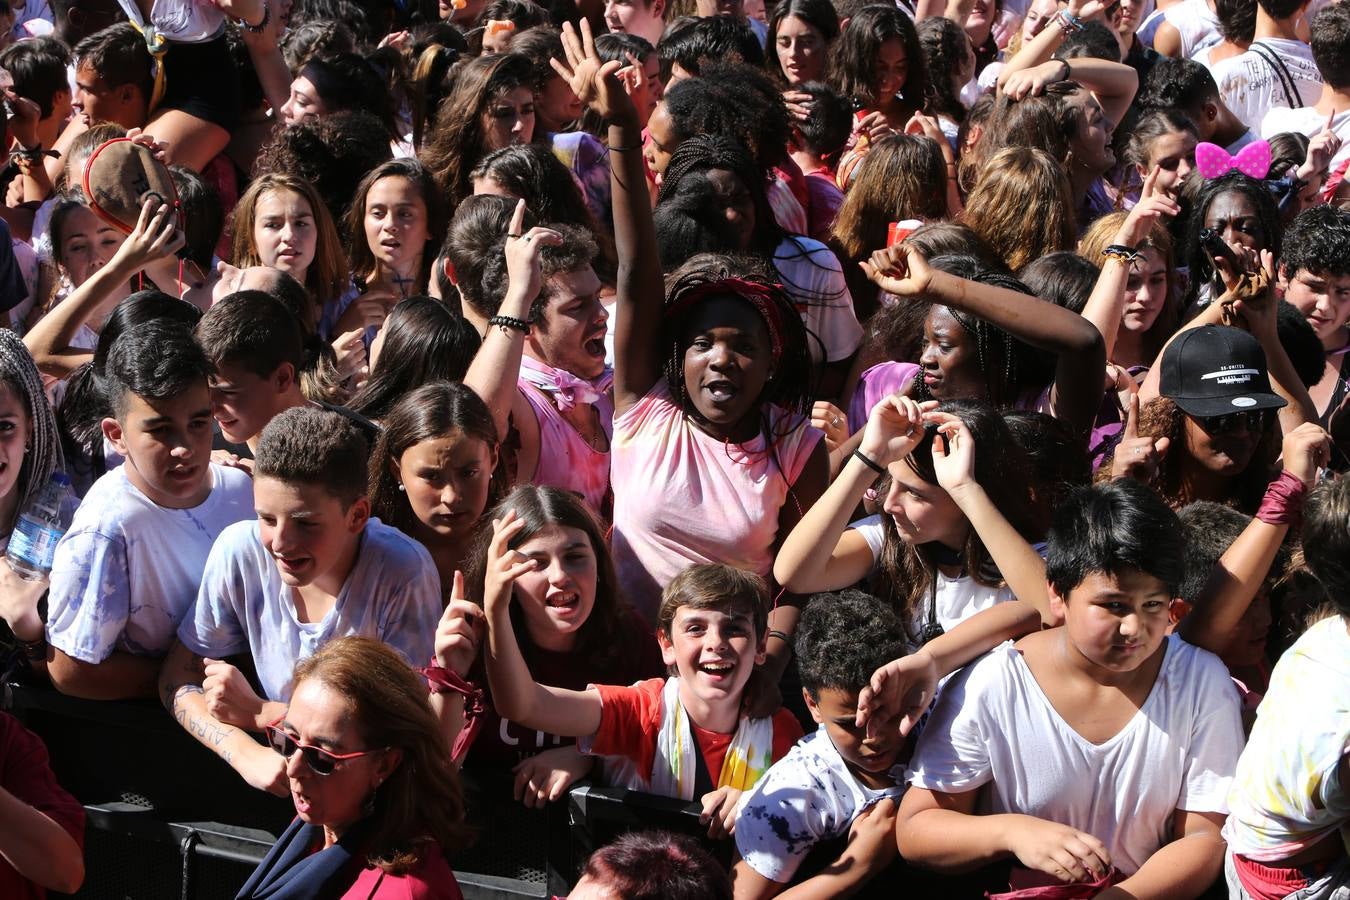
[611,382,824,621]
[45,464,255,663]
[736,725,908,884]
[1223,616,1350,861]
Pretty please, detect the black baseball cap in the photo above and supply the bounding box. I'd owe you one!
[1159,325,1287,418]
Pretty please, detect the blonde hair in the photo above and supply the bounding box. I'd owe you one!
[291,637,470,874]
[830,133,948,262]
[962,146,1075,271]
[229,173,349,308]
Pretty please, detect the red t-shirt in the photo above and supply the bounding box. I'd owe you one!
[588,678,802,787]
[466,610,664,769]
[0,713,85,900]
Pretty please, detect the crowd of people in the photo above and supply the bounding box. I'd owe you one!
[0,0,1349,896]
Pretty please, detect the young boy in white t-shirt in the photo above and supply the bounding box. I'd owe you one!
[1260,4,1350,180]
[157,406,442,796]
[45,320,254,700]
[732,590,911,898]
[1223,476,1350,900]
[898,479,1244,898]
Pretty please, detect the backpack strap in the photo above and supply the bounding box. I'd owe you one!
[1249,41,1300,109]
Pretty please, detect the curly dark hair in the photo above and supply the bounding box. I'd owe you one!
[1282,204,1350,281]
[1178,500,1290,605]
[917,15,968,125]
[660,62,793,174]
[253,110,394,225]
[796,590,905,698]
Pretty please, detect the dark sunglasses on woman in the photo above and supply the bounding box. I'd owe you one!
[265,719,385,776]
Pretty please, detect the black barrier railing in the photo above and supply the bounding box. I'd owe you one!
[4,681,705,900]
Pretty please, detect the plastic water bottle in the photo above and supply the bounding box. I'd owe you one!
[7,473,77,581]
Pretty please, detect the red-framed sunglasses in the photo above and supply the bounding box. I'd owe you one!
[265,718,386,776]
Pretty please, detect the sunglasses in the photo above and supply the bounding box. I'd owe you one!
[1195,408,1272,434]
[265,719,385,776]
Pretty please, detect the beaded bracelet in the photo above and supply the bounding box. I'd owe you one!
[1056,9,1083,35]
[488,314,531,334]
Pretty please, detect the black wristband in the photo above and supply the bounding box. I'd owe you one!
[1102,244,1139,263]
[852,449,887,476]
[488,314,531,334]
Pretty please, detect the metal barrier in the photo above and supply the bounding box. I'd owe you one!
[4,681,704,900]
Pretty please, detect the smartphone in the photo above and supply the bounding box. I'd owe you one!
[1198,227,1239,275]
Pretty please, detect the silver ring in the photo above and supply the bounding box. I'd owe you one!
[831,415,842,429]
[1135,447,1143,455]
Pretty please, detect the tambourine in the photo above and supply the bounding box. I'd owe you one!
[80,137,178,234]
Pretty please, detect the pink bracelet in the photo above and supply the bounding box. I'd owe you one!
[1255,469,1308,528]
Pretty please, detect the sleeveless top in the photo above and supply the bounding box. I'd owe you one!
[519,378,614,515]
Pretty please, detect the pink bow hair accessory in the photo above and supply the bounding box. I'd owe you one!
[1195,140,1271,180]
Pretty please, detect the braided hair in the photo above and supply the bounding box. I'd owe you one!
[0,331,63,533]
[661,253,815,441]
[913,255,1051,408]
[657,134,784,261]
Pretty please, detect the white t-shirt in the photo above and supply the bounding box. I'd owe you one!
[848,514,1015,643]
[46,464,255,663]
[1261,106,1350,176]
[736,725,908,884]
[177,518,442,701]
[908,637,1243,874]
[1209,39,1323,131]
[1223,616,1350,862]
[774,237,863,365]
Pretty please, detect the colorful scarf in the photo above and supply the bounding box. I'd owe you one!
[649,676,774,801]
[519,355,613,413]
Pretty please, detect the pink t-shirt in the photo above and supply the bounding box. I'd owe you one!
[519,380,613,515]
[611,383,824,621]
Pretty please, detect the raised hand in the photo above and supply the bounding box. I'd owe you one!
[1114,167,1180,245]
[860,244,935,299]
[1225,264,1277,339]
[1299,113,1343,184]
[928,411,977,493]
[1000,60,1065,100]
[112,198,186,271]
[1110,393,1168,483]
[435,570,486,677]
[550,18,636,125]
[483,511,539,616]
[504,199,565,309]
[858,394,938,468]
[1280,421,1332,485]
